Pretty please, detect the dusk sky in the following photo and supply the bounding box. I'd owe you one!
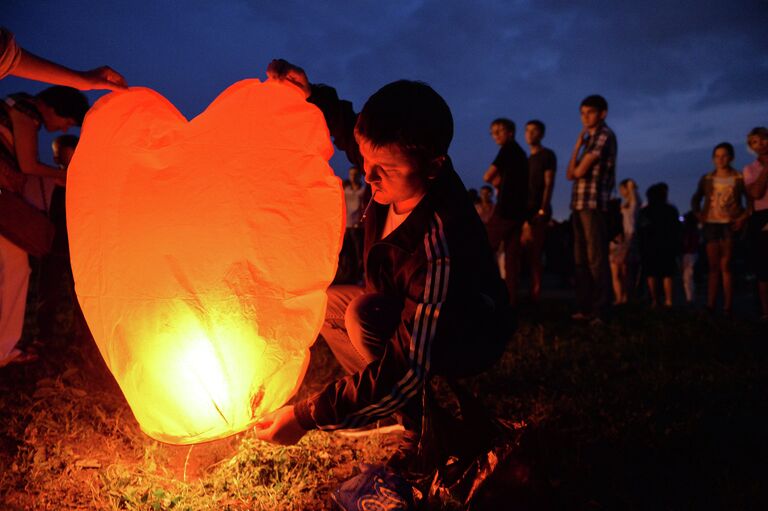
[3,0,767,220]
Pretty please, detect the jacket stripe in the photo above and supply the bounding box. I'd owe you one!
[320,213,450,430]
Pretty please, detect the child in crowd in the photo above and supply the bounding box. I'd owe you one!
[566,95,617,322]
[638,183,680,308]
[336,166,368,284]
[475,184,496,225]
[36,135,79,340]
[743,127,768,321]
[691,142,749,315]
[680,211,701,305]
[609,178,640,304]
[255,61,512,495]
[483,118,529,307]
[523,119,556,304]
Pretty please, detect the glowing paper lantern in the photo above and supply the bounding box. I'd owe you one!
[67,80,344,444]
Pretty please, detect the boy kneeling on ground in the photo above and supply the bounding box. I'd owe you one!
[255,60,513,505]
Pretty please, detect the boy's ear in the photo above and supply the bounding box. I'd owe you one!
[426,155,447,180]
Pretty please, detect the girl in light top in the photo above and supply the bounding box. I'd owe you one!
[691,142,749,316]
[610,178,640,304]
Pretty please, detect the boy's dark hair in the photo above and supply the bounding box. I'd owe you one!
[480,184,493,193]
[526,119,545,136]
[36,86,89,126]
[491,118,515,133]
[355,80,453,165]
[646,182,668,205]
[53,134,79,149]
[712,142,734,159]
[748,126,768,139]
[580,94,608,112]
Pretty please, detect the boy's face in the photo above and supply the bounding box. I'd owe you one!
[579,106,606,130]
[480,187,492,202]
[524,124,543,146]
[618,183,629,199]
[52,143,76,169]
[348,166,361,183]
[748,134,768,156]
[490,123,513,146]
[39,103,76,133]
[358,138,430,209]
[713,147,733,169]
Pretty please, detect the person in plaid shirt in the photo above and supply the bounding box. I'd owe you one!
[566,95,617,322]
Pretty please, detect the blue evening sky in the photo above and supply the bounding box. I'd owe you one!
[3,0,767,219]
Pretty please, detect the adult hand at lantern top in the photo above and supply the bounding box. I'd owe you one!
[79,65,128,90]
[253,405,307,445]
[266,59,311,99]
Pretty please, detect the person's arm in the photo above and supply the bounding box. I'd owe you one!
[8,107,64,182]
[745,163,768,200]
[292,218,452,432]
[732,177,752,231]
[12,49,127,91]
[483,164,500,188]
[567,129,594,181]
[267,59,362,169]
[691,175,706,222]
[0,28,22,79]
[539,169,555,215]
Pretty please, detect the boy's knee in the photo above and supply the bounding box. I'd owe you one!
[345,294,402,344]
[346,293,401,329]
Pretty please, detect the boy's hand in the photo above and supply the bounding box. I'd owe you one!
[266,59,311,99]
[576,128,589,147]
[253,405,307,445]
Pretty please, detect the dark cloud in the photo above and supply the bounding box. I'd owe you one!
[2,0,766,220]
[695,62,768,108]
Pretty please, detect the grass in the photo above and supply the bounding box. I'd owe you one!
[1,295,766,510]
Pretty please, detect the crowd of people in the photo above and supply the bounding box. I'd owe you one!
[462,104,768,324]
[1,25,767,507]
[340,96,768,325]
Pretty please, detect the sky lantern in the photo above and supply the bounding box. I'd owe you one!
[66,80,344,445]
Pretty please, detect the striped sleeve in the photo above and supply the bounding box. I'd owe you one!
[589,128,609,158]
[0,28,22,80]
[296,213,450,431]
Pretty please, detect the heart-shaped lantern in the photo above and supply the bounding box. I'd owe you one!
[67,80,344,444]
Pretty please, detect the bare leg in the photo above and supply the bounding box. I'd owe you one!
[706,241,721,310]
[647,276,658,307]
[505,227,522,308]
[682,254,696,303]
[663,277,673,307]
[618,262,628,303]
[528,219,546,304]
[610,261,622,305]
[721,239,733,312]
